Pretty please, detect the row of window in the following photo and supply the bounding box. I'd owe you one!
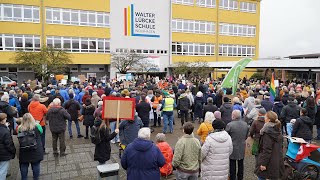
[47,36,110,53]
[240,2,257,13]
[46,8,109,27]
[172,42,215,56]
[115,48,168,55]
[0,4,39,23]
[219,0,238,10]
[0,34,40,51]
[219,23,256,37]
[219,44,255,57]
[172,0,257,13]
[172,19,215,34]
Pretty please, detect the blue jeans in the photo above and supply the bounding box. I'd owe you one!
[258,177,266,180]
[110,121,119,142]
[20,161,41,180]
[163,112,173,133]
[41,126,46,152]
[0,161,9,180]
[68,120,81,137]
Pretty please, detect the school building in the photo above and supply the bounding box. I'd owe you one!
[0,0,260,83]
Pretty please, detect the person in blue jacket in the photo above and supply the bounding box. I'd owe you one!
[59,86,69,102]
[9,90,21,112]
[121,128,165,180]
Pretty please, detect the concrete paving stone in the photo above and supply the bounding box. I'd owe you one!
[69,170,78,178]
[89,167,97,175]
[60,171,70,179]
[81,169,91,176]
[51,172,61,180]
[82,162,91,168]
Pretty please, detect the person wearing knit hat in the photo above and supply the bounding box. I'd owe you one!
[201,119,232,180]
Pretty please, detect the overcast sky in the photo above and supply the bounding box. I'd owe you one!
[259,0,320,58]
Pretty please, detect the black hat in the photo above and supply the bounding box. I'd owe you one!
[212,120,226,130]
[223,97,229,103]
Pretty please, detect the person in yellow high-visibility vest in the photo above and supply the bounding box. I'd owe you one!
[161,91,176,134]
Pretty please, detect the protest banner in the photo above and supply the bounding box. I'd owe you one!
[102,97,135,128]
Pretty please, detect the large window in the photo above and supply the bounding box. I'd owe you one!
[172,19,215,34]
[0,4,39,23]
[196,0,215,8]
[172,0,194,6]
[46,36,110,53]
[172,42,215,56]
[240,2,257,13]
[219,44,255,57]
[46,8,110,27]
[0,34,40,51]
[219,0,238,10]
[219,23,255,37]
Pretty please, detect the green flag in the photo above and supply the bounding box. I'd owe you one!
[220,58,252,95]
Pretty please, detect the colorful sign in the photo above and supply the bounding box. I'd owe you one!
[124,4,160,38]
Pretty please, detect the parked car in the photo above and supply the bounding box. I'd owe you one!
[0,76,17,87]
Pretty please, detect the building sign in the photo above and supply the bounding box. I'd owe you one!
[124,4,160,38]
[110,0,170,77]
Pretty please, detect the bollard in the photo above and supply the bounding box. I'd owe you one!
[97,163,120,180]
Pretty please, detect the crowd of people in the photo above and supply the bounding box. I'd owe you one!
[0,77,319,180]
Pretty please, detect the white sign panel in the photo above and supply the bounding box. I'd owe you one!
[110,0,170,76]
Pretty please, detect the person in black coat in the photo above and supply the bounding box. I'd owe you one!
[18,113,44,180]
[64,94,83,138]
[0,95,18,133]
[203,97,218,118]
[177,90,190,126]
[82,98,96,139]
[19,93,30,117]
[315,101,320,140]
[93,118,118,164]
[272,97,284,133]
[261,93,273,112]
[0,113,16,179]
[136,95,151,127]
[292,108,313,142]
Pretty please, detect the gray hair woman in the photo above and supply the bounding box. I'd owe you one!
[197,112,214,143]
[155,133,174,177]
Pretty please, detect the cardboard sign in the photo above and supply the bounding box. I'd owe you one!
[245,137,254,157]
[30,80,37,90]
[102,97,135,120]
[61,79,67,85]
[78,75,86,83]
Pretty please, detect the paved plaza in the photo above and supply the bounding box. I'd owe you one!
[7,113,294,180]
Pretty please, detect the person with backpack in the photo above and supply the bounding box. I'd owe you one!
[17,113,44,180]
[46,98,71,157]
[119,113,144,148]
[0,113,16,180]
[64,94,83,139]
[92,116,119,165]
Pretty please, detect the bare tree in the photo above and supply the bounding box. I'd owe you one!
[133,58,160,72]
[111,52,147,74]
[173,60,212,79]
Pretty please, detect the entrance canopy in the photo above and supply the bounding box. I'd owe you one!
[207,59,320,70]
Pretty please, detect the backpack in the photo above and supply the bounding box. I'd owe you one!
[91,126,101,145]
[18,130,37,151]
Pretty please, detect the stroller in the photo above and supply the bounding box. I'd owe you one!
[284,137,320,180]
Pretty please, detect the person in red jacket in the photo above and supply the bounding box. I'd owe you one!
[155,133,173,177]
[28,94,48,153]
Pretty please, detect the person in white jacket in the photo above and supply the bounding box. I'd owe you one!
[201,120,233,180]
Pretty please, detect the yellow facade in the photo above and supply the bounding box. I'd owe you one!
[0,0,260,78]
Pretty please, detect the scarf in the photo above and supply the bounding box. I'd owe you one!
[260,122,277,135]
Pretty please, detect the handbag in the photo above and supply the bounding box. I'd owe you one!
[252,140,259,155]
[78,115,84,122]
